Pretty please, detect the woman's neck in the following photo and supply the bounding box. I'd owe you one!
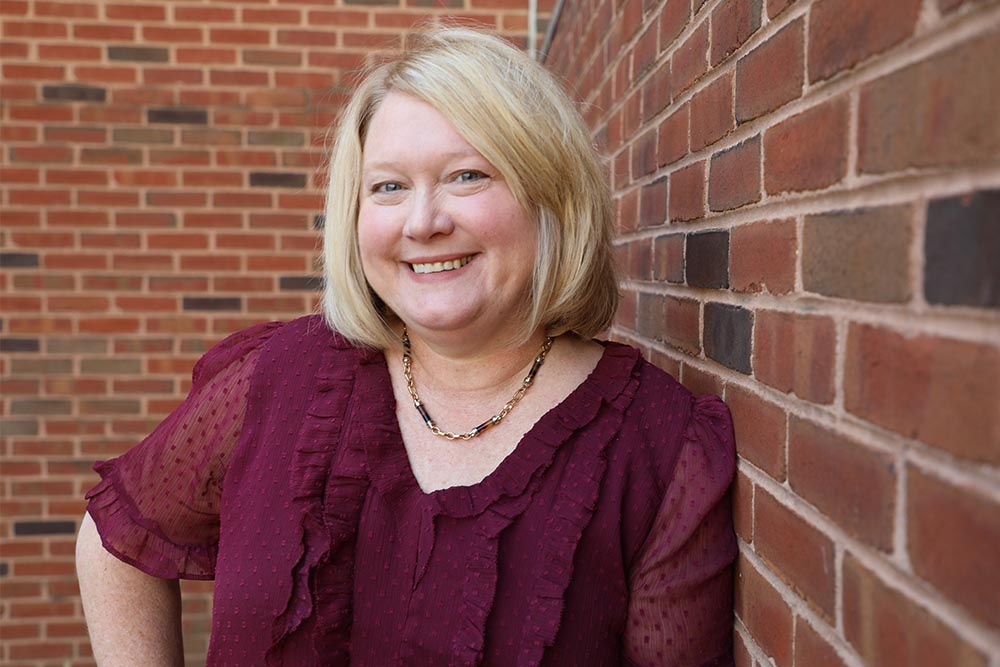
[391,323,551,402]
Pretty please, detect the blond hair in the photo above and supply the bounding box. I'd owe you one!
[321,27,618,349]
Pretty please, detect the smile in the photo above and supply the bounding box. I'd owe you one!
[409,255,475,274]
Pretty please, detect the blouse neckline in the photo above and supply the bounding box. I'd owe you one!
[352,338,641,518]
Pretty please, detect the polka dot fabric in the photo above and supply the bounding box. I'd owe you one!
[86,315,737,666]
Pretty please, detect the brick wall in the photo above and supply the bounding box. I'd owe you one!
[545,1,1000,666]
[0,2,551,665]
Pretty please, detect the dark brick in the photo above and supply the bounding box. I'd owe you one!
[0,563,8,577]
[686,230,730,288]
[0,253,39,268]
[0,338,40,352]
[249,172,308,188]
[637,292,667,341]
[313,214,325,229]
[0,421,38,437]
[11,399,73,415]
[704,303,753,373]
[148,108,208,124]
[803,206,912,303]
[108,45,169,62]
[13,521,76,536]
[183,297,242,311]
[925,190,1000,308]
[249,130,305,147]
[279,275,323,291]
[639,177,668,228]
[42,84,106,102]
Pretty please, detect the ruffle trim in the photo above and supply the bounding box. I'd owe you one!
[85,461,217,580]
[264,333,648,667]
[266,329,368,666]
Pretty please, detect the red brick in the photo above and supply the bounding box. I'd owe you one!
[638,176,667,228]
[726,385,786,480]
[858,31,1000,174]
[755,488,835,618]
[844,324,1000,463]
[658,0,691,49]
[767,0,796,17]
[75,23,134,40]
[106,3,165,20]
[641,58,671,122]
[729,218,795,295]
[710,0,762,66]
[173,6,235,22]
[736,18,803,122]
[672,21,708,95]
[708,135,760,212]
[653,233,683,283]
[2,19,67,38]
[843,554,987,667]
[37,43,102,60]
[690,73,733,150]
[143,26,203,43]
[668,160,705,222]
[632,128,657,178]
[680,364,723,397]
[616,188,639,233]
[2,62,64,80]
[176,48,237,65]
[764,96,848,194]
[753,311,834,404]
[656,102,689,167]
[733,470,753,542]
[907,467,1000,630]
[809,0,920,83]
[735,558,793,667]
[633,20,658,77]
[790,416,895,549]
[663,296,700,354]
[795,621,847,667]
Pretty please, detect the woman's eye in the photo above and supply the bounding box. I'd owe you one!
[457,170,487,183]
[373,182,403,194]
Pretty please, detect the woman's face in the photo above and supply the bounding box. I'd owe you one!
[357,91,537,344]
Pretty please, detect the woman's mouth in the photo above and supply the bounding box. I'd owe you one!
[409,254,475,274]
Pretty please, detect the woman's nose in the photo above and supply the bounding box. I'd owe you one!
[403,190,454,241]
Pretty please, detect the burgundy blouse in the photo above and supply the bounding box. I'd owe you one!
[86,314,737,666]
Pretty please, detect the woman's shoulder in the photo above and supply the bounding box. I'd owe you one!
[600,341,735,481]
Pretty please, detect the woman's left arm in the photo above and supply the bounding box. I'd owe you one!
[623,395,738,667]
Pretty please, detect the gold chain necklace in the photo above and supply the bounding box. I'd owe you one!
[401,327,555,441]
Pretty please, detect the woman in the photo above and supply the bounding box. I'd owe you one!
[76,28,737,666]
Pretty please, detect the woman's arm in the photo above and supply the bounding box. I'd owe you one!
[76,512,185,667]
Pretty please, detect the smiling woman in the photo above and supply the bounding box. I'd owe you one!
[76,27,738,667]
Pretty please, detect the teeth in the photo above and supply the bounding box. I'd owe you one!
[411,255,473,274]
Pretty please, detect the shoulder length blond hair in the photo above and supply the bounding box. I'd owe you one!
[321,27,618,349]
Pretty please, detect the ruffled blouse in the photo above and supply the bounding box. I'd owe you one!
[86,314,737,666]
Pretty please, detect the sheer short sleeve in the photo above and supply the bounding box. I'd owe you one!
[84,321,283,580]
[624,394,738,667]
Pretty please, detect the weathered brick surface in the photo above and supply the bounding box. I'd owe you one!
[788,417,895,550]
[907,467,1000,630]
[843,555,988,667]
[755,488,836,618]
[844,323,1000,463]
[858,30,1000,174]
[753,310,835,403]
[764,96,848,194]
[729,218,795,295]
[549,0,1000,664]
[802,206,913,303]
